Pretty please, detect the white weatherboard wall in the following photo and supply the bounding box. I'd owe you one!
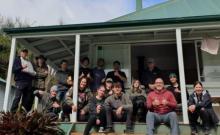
[202,48,220,82]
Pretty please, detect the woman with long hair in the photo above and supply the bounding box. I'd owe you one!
[127,79,146,122]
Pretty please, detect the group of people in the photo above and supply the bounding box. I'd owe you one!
[11,49,219,135]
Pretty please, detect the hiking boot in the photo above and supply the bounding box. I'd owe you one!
[104,128,114,133]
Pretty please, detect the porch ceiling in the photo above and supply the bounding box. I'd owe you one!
[16,27,220,70]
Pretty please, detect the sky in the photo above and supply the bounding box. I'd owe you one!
[0,0,167,26]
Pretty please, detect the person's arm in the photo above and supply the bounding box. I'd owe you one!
[122,94,133,109]
[82,91,93,113]
[13,57,23,73]
[33,90,44,98]
[106,72,111,79]
[117,71,127,82]
[35,67,48,78]
[104,96,111,108]
[167,92,177,108]
[88,97,97,115]
[146,93,153,109]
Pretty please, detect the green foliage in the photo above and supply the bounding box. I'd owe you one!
[0,111,65,135]
[0,35,11,79]
[0,14,32,79]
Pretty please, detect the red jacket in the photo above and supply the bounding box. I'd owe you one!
[146,89,177,114]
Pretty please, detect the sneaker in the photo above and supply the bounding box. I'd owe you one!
[204,130,211,135]
[124,128,134,134]
[98,127,105,133]
[104,128,114,133]
[191,130,198,135]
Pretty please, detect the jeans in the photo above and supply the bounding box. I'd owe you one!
[105,105,133,129]
[83,109,106,135]
[11,81,34,113]
[146,111,180,135]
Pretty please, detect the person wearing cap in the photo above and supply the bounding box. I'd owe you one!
[11,49,35,113]
[104,82,133,133]
[140,58,162,89]
[34,85,61,118]
[167,73,189,106]
[106,61,127,91]
[33,55,48,91]
[146,78,179,135]
[90,58,106,92]
[104,78,113,97]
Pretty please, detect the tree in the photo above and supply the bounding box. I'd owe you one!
[0,14,31,79]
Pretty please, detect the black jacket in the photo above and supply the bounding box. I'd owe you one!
[88,96,105,117]
[13,57,33,82]
[140,67,162,87]
[188,90,219,125]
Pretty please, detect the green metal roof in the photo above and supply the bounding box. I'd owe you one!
[4,15,220,35]
[111,0,220,22]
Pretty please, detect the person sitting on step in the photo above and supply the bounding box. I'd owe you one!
[104,82,133,133]
[167,73,189,112]
[146,77,180,135]
[83,85,106,135]
[127,79,146,122]
[34,85,61,119]
[188,81,219,135]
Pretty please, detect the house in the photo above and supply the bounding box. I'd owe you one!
[3,0,220,134]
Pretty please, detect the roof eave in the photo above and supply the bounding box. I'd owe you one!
[4,15,220,35]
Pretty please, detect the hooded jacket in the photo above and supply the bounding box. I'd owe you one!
[146,88,177,114]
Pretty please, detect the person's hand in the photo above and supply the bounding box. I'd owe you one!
[108,90,113,95]
[96,105,101,113]
[38,90,44,95]
[174,88,181,93]
[44,70,48,74]
[188,105,196,113]
[72,105,77,112]
[52,102,60,108]
[116,106,123,117]
[152,99,160,106]
[22,64,28,69]
[114,71,120,77]
[80,73,85,78]
[96,119,101,125]
[80,110,86,115]
[162,99,168,106]
[87,73,91,78]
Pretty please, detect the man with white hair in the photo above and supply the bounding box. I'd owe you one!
[34,85,61,118]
